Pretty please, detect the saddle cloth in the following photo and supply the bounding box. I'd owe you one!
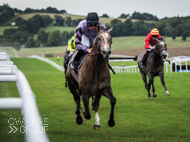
[76,53,89,69]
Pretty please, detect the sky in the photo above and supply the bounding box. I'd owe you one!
[1,0,190,19]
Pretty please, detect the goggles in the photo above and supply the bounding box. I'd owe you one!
[88,23,97,27]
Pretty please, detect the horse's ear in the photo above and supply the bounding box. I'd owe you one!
[107,27,113,34]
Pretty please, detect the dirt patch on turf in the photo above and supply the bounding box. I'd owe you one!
[111,47,190,58]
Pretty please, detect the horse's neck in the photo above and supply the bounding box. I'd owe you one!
[91,45,107,68]
[151,51,162,63]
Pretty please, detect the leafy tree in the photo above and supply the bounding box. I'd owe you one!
[132,20,147,35]
[65,17,72,26]
[32,15,45,27]
[37,28,47,43]
[47,31,62,46]
[122,19,133,36]
[14,17,24,26]
[54,15,64,26]
[100,14,109,18]
[43,15,53,27]
[119,13,127,18]
[27,18,41,34]
[170,29,178,40]
[24,8,33,13]
[110,19,122,27]
[25,37,35,47]
[170,19,181,28]
[0,9,15,24]
[156,23,166,35]
[181,32,187,41]
[46,7,59,13]
[61,31,70,45]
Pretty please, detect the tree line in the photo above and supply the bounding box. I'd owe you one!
[0,4,190,50]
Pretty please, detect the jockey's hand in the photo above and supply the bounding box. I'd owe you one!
[150,46,155,49]
[86,48,92,53]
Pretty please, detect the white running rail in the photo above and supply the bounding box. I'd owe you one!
[167,56,190,73]
[0,52,49,142]
[30,55,64,71]
[112,65,139,73]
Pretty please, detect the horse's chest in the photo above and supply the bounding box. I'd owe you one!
[79,74,110,94]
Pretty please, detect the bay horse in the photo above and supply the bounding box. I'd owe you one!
[137,38,170,100]
[66,27,116,129]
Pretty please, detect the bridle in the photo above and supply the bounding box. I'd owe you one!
[89,31,111,56]
[154,41,167,56]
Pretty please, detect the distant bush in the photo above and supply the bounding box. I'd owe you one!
[45,54,53,57]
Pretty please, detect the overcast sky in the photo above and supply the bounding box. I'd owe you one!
[1,0,190,19]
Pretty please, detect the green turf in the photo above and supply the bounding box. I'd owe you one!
[44,26,76,33]
[0,26,18,35]
[0,58,190,141]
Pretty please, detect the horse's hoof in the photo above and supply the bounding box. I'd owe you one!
[94,125,100,130]
[165,91,170,96]
[108,119,115,127]
[85,114,91,120]
[152,94,157,98]
[148,97,153,100]
[76,116,83,125]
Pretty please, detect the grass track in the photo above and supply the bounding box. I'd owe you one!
[0,58,190,142]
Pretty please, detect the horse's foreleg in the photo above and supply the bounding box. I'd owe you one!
[103,87,116,127]
[159,72,170,96]
[93,95,102,130]
[82,94,91,120]
[152,81,157,98]
[91,96,95,110]
[141,73,151,99]
[148,73,154,100]
[68,84,83,124]
[141,73,148,90]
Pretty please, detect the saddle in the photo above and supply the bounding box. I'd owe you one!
[71,52,89,74]
[76,53,89,69]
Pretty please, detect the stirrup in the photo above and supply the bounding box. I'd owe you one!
[70,60,75,69]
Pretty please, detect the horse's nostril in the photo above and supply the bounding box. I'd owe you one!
[109,51,111,54]
[103,51,106,54]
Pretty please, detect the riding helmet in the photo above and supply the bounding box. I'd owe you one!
[86,12,99,24]
[151,28,159,35]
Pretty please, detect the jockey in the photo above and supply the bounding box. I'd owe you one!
[140,28,162,67]
[65,33,77,64]
[70,12,107,69]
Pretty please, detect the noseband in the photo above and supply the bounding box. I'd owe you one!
[89,31,111,56]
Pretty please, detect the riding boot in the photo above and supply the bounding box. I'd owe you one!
[65,56,70,64]
[140,52,149,67]
[70,49,84,70]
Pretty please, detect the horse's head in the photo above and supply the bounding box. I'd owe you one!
[155,38,168,59]
[95,27,113,59]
